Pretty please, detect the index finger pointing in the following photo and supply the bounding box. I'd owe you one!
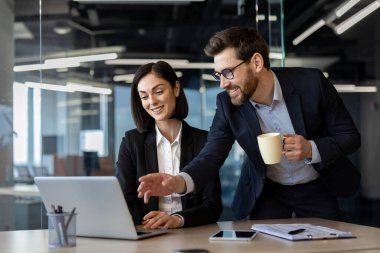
[139,174,152,182]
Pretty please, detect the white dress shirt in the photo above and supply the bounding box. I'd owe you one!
[155,124,183,213]
[249,71,320,185]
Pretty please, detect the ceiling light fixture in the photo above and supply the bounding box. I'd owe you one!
[106,59,214,69]
[66,82,112,95]
[335,0,380,34]
[201,74,217,82]
[113,71,183,83]
[47,46,125,58]
[24,82,112,95]
[106,58,189,65]
[25,82,74,92]
[335,0,361,17]
[257,14,278,22]
[113,74,135,82]
[334,84,377,92]
[171,62,215,69]
[292,19,326,45]
[73,0,205,2]
[45,53,118,64]
[14,53,118,72]
[14,22,34,39]
[292,0,363,45]
[269,52,283,60]
[14,62,80,72]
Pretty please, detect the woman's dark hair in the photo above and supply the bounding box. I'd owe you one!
[131,60,188,132]
[204,26,270,69]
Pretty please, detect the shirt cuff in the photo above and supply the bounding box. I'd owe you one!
[171,214,185,227]
[178,172,195,194]
[305,140,322,164]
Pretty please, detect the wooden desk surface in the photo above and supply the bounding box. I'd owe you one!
[1,218,380,253]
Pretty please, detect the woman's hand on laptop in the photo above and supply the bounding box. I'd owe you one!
[138,173,186,204]
[142,211,182,229]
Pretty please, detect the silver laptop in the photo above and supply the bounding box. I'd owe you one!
[34,176,168,240]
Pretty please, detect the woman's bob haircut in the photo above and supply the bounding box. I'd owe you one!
[131,61,188,132]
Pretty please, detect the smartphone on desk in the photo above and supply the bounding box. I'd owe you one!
[173,249,209,253]
[209,230,258,241]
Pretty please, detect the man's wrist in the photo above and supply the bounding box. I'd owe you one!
[178,172,195,194]
[307,140,322,164]
[307,141,312,158]
[174,175,186,194]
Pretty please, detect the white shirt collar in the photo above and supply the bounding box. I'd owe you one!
[155,122,183,146]
[251,70,283,107]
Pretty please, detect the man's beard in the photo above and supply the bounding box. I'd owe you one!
[229,70,257,106]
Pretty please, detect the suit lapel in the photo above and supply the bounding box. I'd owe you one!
[144,129,159,209]
[240,101,262,140]
[274,69,306,136]
[238,102,267,169]
[144,129,159,173]
[179,122,193,170]
[179,121,193,208]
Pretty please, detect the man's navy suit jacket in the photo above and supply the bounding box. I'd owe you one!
[182,67,361,219]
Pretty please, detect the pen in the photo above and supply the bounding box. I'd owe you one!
[50,204,63,245]
[58,220,67,246]
[288,228,305,235]
[53,204,68,245]
[65,207,76,228]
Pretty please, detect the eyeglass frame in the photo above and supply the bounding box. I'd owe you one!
[212,60,248,81]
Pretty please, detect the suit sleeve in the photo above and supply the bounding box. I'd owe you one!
[175,129,223,227]
[183,94,236,191]
[311,70,361,169]
[115,132,137,220]
[175,175,222,227]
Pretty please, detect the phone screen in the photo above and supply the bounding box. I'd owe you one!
[209,230,257,241]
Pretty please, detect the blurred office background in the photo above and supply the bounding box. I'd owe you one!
[0,0,379,231]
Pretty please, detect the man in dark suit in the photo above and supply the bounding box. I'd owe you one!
[138,26,361,220]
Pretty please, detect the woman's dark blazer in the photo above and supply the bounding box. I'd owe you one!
[116,121,222,227]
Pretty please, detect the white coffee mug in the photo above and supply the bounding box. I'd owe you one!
[257,133,283,165]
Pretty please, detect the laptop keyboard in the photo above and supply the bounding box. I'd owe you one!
[137,231,151,235]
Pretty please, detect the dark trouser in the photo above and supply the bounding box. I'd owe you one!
[250,178,340,220]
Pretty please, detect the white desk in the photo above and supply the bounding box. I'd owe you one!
[0,184,43,231]
[1,218,380,253]
[0,184,39,197]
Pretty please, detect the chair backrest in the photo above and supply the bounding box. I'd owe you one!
[83,151,100,176]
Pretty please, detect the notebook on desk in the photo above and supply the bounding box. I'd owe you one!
[34,176,168,240]
[252,223,354,241]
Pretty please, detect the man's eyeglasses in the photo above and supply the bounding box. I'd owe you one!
[212,60,247,81]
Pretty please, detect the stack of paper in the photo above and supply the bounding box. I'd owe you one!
[251,223,354,241]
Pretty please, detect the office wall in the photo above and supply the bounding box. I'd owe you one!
[0,0,14,186]
[0,0,14,231]
[360,14,380,199]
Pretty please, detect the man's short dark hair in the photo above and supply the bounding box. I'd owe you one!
[131,61,188,132]
[204,26,270,68]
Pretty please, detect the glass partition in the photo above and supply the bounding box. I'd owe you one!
[5,0,285,231]
[4,0,380,234]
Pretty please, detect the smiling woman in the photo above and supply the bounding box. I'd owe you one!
[115,61,222,229]
[131,61,186,134]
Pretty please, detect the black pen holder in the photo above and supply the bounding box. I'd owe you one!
[47,212,77,248]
